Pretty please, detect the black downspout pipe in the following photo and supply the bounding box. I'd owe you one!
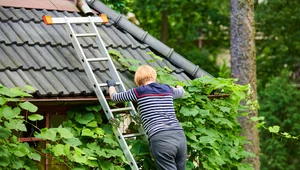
[86,0,212,78]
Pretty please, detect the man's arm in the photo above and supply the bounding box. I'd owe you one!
[106,80,137,102]
[172,85,185,99]
[108,86,117,98]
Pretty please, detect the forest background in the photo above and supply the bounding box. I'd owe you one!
[103,0,300,169]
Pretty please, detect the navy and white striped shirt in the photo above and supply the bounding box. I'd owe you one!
[111,83,185,138]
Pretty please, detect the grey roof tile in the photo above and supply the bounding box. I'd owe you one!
[0,6,191,97]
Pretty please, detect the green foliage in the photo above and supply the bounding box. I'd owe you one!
[101,0,131,13]
[111,54,256,169]
[0,84,40,170]
[174,77,254,170]
[0,74,256,170]
[258,69,300,170]
[34,105,129,169]
[126,0,229,76]
[255,0,300,85]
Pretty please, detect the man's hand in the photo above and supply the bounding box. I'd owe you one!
[106,80,116,88]
[175,85,182,88]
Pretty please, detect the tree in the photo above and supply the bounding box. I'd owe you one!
[230,0,260,169]
[255,0,300,86]
[258,70,300,170]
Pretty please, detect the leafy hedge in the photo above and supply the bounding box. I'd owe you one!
[0,74,255,170]
[0,50,258,169]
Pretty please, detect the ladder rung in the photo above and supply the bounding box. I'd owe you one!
[111,107,132,112]
[75,33,97,37]
[98,82,121,87]
[123,133,144,138]
[86,58,108,62]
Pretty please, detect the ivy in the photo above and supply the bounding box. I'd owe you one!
[107,50,256,169]
[174,77,255,170]
[1,52,297,169]
[0,84,40,170]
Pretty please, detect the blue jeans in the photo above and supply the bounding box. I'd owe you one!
[149,130,187,170]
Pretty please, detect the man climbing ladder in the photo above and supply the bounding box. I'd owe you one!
[107,65,187,170]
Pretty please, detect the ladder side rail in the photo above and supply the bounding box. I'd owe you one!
[115,127,140,170]
[64,18,140,170]
[88,18,140,120]
[88,17,127,92]
[64,18,113,121]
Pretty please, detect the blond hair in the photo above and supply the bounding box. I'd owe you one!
[134,65,157,86]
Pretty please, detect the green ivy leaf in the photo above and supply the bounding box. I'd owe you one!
[85,105,102,112]
[207,154,225,166]
[0,156,10,166]
[108,149,124,158]
[13,144,30,157]
[185,132,198,142]
[219,106,231,113]
[180,122,195,128]
[95,114,103,124]
[62,138,82,146]
[94,127,105,137]
[56,128,73,139]
[4,119,27,131]
[199,136,216,144]
[0,97,6,105]
[9,87,32,97]
[28,114,44,121]
[101,124,114,135]
[269,126,280,133]
[19,101,37,113]
[73,153,87,163]
[87,142,99,151]
[12,158,24,169]
[24,85,35,92]
[103,134,119,147]
[186,160,195,170]
[211,118,233,128]
[75,112,94,124]
[28,152,41,161]
[100,161,114,170]
[87,121,98,127]
[53,144,65,156]
[0,127,11,139]
[130,141,149,156]
[36,128,57,141]
[82,128,94,137]
[0,146,8,157]
[179,106,199,117]
[64,144,70,155]
[250,116,265,122]
[0,86,10,96]
[200,109,210,117]
[2,105,13,119]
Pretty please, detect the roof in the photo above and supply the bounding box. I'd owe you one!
[0,0,209,98]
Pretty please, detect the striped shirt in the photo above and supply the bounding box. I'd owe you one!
[111,83,185,138]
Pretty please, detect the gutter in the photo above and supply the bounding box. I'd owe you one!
[85,0,212,78]
[19,96,100,106]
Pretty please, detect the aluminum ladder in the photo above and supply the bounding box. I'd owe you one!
[42,15,145,170]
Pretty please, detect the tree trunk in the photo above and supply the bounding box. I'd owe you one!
[230,0,260,169]
[161,10,168,44]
